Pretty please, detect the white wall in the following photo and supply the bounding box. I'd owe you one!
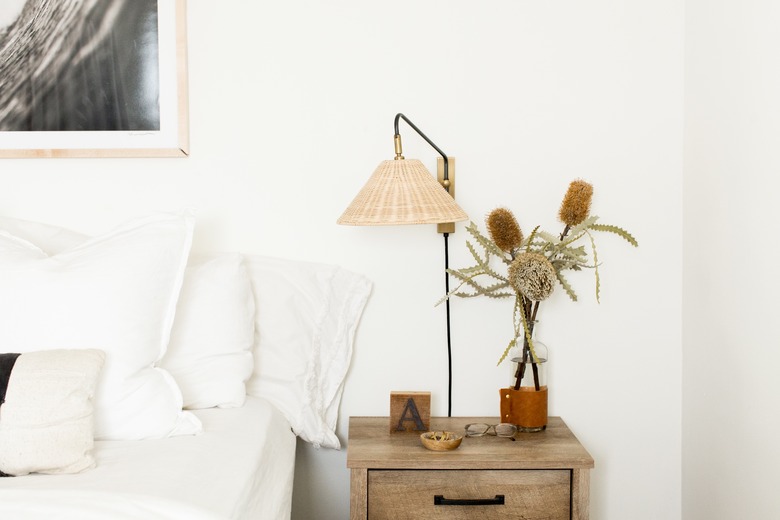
[0,1,684,518]
[683,1,780,519]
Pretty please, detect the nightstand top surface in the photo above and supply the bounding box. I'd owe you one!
[347,416,594,470]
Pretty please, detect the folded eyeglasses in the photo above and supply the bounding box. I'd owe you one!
[464,423,518,440]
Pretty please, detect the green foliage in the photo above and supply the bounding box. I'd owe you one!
[589,223,638,247]
[555,270,578,302]
[497,337,516,366]
[586,230,601,303]
[446,215,628,303]
[442,223,514,303]
[440,212,638,366]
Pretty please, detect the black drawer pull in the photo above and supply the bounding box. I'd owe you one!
[434,494,505,506]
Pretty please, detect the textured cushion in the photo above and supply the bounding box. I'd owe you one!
[0,349,105,476]
[244,256,372,449]
[0,213,201,440]
[159,253,255,409]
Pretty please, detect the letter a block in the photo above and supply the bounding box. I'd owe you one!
[390,391,431,433]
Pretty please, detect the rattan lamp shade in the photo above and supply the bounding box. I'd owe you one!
[337,159,468,226]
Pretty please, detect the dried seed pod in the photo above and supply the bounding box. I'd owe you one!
[558,180,593,227]
[486,207,523,253]
[508,253,556,301]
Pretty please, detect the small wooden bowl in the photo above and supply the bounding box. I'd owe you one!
[420,431,463,451]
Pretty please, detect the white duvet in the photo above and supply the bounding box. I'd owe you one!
[0,490,225,520]
[0,396,296,520]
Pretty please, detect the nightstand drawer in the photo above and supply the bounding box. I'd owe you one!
[367,469,570,519]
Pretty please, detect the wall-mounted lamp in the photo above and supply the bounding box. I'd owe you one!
[338,113,468,417]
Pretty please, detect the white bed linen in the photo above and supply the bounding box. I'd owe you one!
[0,396,296,520]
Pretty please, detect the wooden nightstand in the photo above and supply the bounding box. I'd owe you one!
[347,416,594,520]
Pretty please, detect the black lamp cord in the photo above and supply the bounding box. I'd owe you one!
[444,232,453,417]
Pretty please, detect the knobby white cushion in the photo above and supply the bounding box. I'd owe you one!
[0,349,105,476]
[159,253,255,409]
[0,213,201,440]
[244,256,372,449]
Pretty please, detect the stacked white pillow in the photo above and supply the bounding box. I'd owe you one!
[245,256,372,449]
[0,213,372,459]
[159,253,255,410]
[0,213,200,440]
[0,215,257,417]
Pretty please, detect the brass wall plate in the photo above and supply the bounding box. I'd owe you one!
[437,157,456,234]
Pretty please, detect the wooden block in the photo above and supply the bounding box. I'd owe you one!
[389,391,431,433]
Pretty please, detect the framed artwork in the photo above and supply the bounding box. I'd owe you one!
[0,0,189,158]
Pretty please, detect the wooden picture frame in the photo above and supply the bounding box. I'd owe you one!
[0,0,189,158]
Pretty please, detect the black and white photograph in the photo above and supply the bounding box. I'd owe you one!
[0,0,187,157]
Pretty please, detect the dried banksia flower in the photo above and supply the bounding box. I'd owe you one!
[508,253,557,301]
[486,208,523,253]
[558,180,593,227]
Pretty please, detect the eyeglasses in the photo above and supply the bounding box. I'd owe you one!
[464,423,518,440]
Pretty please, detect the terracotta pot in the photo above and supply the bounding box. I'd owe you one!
[499,386,548,432]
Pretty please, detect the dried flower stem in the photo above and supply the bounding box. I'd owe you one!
[516,219,573,390]
[560,224,570,241]
[513,298,541,391]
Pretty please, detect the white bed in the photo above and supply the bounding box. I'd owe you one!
[0,396,295,520]
[0,213,372,520]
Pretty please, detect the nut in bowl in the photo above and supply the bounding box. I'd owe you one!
[420,431,463,451]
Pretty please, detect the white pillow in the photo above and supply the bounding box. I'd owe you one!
[159,253,255,409]
[0,349,105,476]
[0,213,201,440]
[0,216,88,255]
[0,217,258,411]
[244,256,372,449]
